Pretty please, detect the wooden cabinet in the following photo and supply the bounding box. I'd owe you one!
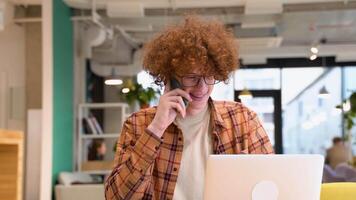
[0,130,23,200]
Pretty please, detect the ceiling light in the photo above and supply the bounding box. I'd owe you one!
[105,79,123,86]
[318,86,330,99]
[310,54,317,61]
[310,46,319,54]
[122,88,130,94]
[239,88,253,100]
[105,68,123,86]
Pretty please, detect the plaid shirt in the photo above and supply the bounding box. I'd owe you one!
[105,98,274,200]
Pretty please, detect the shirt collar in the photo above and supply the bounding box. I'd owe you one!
[208,97,227,131]
[166,97,227,134]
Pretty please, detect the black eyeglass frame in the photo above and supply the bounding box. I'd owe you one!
[175,74,220,87]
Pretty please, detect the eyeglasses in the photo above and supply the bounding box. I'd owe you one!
[177,74,220,87]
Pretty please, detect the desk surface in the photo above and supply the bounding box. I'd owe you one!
[0,129,23,200]
[0,129,23,142]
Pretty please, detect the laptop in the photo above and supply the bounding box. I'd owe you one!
[204,154,324,200]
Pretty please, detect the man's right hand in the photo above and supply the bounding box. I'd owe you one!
[147,87,192,138]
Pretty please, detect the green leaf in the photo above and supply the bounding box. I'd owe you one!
[338,92,356,131]
[121,82,159,106]
[349,92,356,112]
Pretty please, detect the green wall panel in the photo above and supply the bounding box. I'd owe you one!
[52,0,74,186]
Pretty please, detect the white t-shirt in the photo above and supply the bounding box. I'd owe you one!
[172,105,212,200]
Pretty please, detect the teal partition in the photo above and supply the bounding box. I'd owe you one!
[52,0,74,186]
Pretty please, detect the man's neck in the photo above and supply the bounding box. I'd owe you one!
[186,104,208,117]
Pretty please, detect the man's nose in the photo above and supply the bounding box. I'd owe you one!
[196,77,206,88]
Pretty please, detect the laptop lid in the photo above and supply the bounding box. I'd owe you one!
[204,154,324,200]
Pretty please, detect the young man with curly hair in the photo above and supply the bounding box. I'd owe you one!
[105,16,274,200]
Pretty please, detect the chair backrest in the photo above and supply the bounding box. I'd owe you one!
[335,163,356,181]
[323,165,345,183]
[320,183,356,200]
[58,172,93,186]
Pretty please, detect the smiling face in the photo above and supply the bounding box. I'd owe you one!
[177,68,215,110]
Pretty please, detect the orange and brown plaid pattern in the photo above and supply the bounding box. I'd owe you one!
[105,98,274,200]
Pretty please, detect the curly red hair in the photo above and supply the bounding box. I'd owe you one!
[143,15,239,86]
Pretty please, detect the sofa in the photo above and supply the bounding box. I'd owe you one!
[55,172,105,200]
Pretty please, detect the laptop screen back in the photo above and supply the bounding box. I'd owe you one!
[204,154,324,200]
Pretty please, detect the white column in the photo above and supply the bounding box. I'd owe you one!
[40,0,53,200]
[26,109,42,200]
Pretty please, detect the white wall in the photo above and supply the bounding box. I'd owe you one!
[0,23,26,131]
[26,109,42,200]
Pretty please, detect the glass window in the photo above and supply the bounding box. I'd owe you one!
[343,67,356,99]
[211,75,234,101]
[137,70,160,90]
[281,67,325,107]
[343,67,356,154]
[282,67,342,154]
[241,97,275,146]
[234,68,281,90]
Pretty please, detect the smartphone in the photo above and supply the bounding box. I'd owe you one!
[170,78,189,107]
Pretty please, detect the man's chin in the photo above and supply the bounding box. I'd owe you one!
[188,96,209,106]
[189,92,209,101]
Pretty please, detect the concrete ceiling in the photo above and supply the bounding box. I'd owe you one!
[280,10,356,45]
[66,0,356,64]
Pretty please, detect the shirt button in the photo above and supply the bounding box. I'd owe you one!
[154,146,159,150]
[130,141,135,146]
[178,137,182,141]
[173,167,178,171]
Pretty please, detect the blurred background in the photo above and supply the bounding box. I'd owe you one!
[0,0,356,199]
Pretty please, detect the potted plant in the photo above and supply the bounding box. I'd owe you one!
[122,82,159,109]
[336,92,356,165]
[336,92,356,137]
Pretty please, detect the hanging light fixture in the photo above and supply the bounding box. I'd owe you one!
[310,45,319,54]
[310,46,319,54]
[105,78,123,86]
[310,43,319,61]
[318,86,330,99]
[239,87,253,100]
[310,54,317,61]
[105,68,123,86]
[309,38,326,61]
